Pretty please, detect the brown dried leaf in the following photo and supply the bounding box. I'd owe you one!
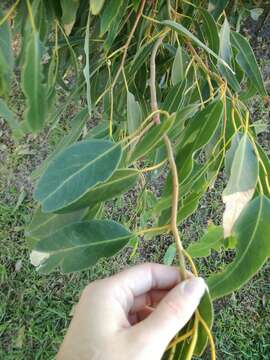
[222,189,254,238]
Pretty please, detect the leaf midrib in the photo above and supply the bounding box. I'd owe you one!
[41,233,131,256]
[40,142,119,204]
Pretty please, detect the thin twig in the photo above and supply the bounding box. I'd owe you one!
[149,34,186,279]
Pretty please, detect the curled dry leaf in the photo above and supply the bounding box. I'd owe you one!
[30,250,49,269]
[223,134,258,238]
[222,189,254,238]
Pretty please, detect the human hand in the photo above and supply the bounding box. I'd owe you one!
[57,263,206,360]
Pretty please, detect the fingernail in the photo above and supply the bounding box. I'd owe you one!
[180,277,206,298]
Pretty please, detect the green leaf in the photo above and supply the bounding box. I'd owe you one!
[199,8,219,55]
[163,244,176,265]
[83,203,103,220]
[31,108,88,180]
[168,103,200,143]
[25,207,86,244]
[163,20,233,73]
[209,0,229,19]
[60,0,80,35]
[159,183,206,226]
[256,142,270,197]
[175,100,223,182]
[100,0,124,35]
[187,224,224,258]
[34,140,122,213]
[231,31,267,96]
[165,291,214,359]
[90,0,106,15]
[127,91,142,136]
[194,292,214,356]
[171,46,185,85]
[129,115,175,163]
[83,8,91,114]
[0,99,24,139]
[22,32,46,132]
[208,196,270,299]
[57,169,139,213]
[218,18,241,92]
[84,121,109,139]
[162,80,187,113]
[223,134,258,196]
[224,132,242,177]
[104,0,127,51]
[31,220,133,273]
[0,8,14,96]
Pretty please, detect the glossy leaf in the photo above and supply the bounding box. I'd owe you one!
[194,292,214,356]
[129,115,175,163]
[162,80,187,114]
[84,121,109,139]
[187,224,224,258]
[90,0,106,15]
[127,91,142,136]
[200,8,219,55]
[83,203,103,220]
[223,134,258,196]
[163,20,233,72]
[100,0,124,35]
[34,140,122,213]
[171,46,185,85]
[209,0,229,19]
[60,0,80,35]
[32,108,88,180]
[0,8,14,96]
[231,31,267,96]
[163,244,176,265]
[83,8,91,114]
[175,100,223,182]
[166,291,214,358]
[224,132,242,177]
[21,32,46,132]
[218,18,240,92]
[31,220,133,273]
[208,196,270,299]
[0,99,24,139]
[159,190,204,226]
[168,103,200,143]
[25,207,86,243]
[57,169,139,213]
[256,142,270,197]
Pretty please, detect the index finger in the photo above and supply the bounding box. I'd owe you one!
[107,263,181,312]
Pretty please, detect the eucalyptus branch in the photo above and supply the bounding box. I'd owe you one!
[149,35,186,279]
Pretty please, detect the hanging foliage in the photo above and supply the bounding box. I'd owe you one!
[1,1,269,359]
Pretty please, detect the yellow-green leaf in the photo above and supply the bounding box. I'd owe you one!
[90,0,106,15]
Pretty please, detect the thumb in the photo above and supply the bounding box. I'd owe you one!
[132,277,206,350]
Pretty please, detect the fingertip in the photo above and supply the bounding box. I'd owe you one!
[179,277,206,300]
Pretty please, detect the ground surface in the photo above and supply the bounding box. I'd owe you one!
[1,8,270,360]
